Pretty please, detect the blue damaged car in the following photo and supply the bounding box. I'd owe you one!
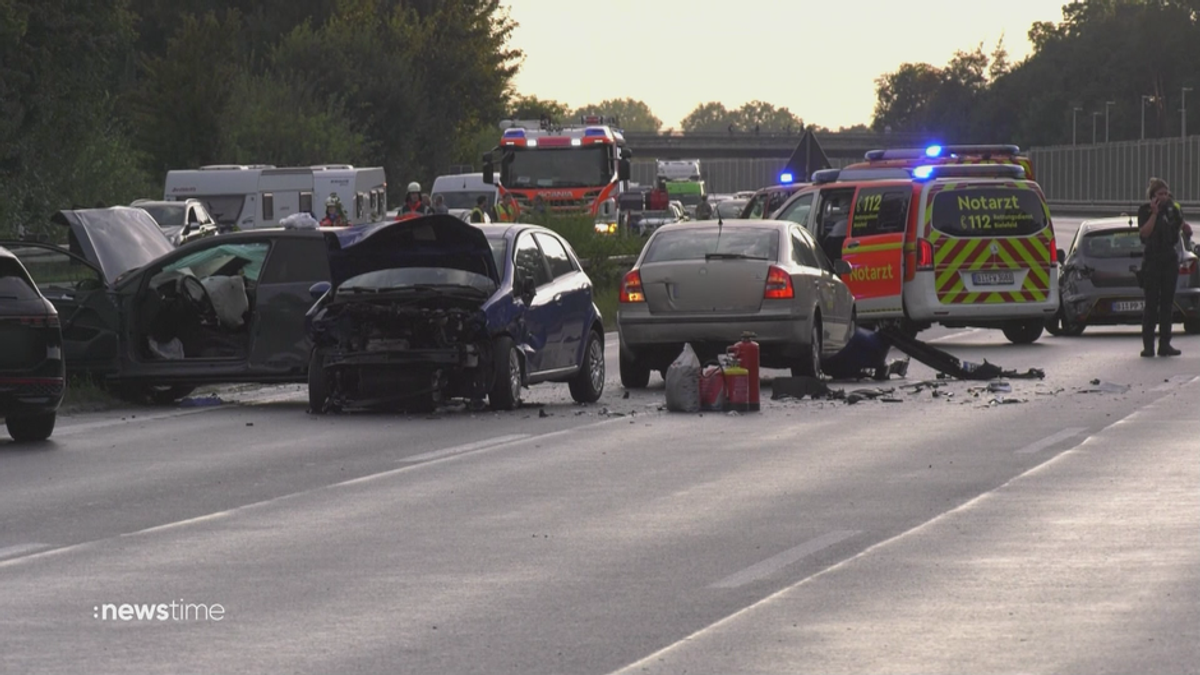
[305,215,606,412]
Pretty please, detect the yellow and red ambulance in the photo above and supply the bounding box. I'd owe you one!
[773,145,1058,343]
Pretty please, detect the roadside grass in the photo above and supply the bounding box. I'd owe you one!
[61,374,121,412]
[593,283,619,329]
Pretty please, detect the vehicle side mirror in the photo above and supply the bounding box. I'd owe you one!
[618,158,632,182]
[1057,248,1066,263]
[834,259,852,276]
[482,153,495,185]
[519,275,537,299]
[309,281,331,300]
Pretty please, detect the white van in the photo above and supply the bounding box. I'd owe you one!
[163,165,387,230]
[430,173,498,211]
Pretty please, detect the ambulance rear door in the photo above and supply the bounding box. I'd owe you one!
[841,183,910,318]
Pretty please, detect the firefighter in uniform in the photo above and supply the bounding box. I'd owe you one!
[319,193,347,227]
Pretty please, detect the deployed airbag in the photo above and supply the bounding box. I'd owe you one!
[201,275,249,328]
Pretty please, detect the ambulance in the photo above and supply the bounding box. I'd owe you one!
[772,144,1058,344]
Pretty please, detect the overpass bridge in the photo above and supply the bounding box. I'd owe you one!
[621,130,938,161]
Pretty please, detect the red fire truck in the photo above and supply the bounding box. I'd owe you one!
[483,116,632,217]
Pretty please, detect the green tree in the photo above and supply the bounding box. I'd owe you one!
[680,102,733,132]
[509,94,571,121]
[729,100,803,132]
[871,63,943,132]
[574,98,662,132]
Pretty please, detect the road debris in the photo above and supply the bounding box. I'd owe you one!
[1078,380,1131,394]
[771,376,833,400]
[881,327,1046,380]
[179,395,224,407]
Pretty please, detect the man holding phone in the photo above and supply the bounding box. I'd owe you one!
[1137,178,1193,357]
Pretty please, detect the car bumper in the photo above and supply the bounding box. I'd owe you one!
[0,376,65,416]
[1066,288,1200,324]
[904,271,1059,322]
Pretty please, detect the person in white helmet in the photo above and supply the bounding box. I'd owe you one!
[319,193,348,227]
[401,181,431,217]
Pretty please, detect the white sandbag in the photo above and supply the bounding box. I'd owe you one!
[280,212,319,229]
[665,343,702,413]
[200,275,249,328]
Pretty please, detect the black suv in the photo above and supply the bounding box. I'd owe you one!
[0,246,65,441]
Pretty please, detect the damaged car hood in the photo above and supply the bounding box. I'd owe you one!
[327,215,500,289]
[51,207,176,285]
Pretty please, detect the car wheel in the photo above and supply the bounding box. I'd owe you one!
[308,350,329,414]
[1002,320,1044,344]
[569,330,605,403]
[489,336,522,411]
[1061,316,1086,337]
[1184,318,1200,335]
[1044,311,1065,336]
[619,349,651,389]
[6,412,56,442]
[792,320,823,378]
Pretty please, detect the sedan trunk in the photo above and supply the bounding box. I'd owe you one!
[640,260,769,314]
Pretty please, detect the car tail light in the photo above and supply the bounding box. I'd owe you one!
[763,265,794,299]
[14,316,58,328]
[1049,236,1058,263]
[619,270,644,303]
[916,238,934,271]
[1181,258,1197,276]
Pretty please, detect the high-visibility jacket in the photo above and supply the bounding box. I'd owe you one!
[469,207,486,223]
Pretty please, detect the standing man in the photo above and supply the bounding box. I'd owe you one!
[432,194,450,215]
[694,194,714,220]
[469,195,489,223]
[496,192,519,222]
[1138,177,1192,357]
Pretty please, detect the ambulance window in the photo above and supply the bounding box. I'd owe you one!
[777,193,814,226]
[262,193,274,221]
[817,189,855,236]
[931,188,1047,237]
[852,187,910,236]
[791,229,820,268]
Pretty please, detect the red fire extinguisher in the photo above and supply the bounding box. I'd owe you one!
[726,331,760,412]
[722,357,750,412]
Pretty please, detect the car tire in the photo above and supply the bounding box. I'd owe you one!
[569,330,605,403]
[1061,316,1086,337]
[792,320,823,378]
[1184,318,1200,335]
[308,350,329,414]
[1002,320,1044,344]
[619,349,651,389]
[1044,312,1065,336]
[6,412,56,442]
[489,336,522,411]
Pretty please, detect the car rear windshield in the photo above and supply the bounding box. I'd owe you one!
[0,258,41,300]
[930,187,1047,238]
[644,228,779,263]
[1081,230,1145,258]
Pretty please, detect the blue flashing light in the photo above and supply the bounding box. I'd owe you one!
[584,128,607,137]
[913,165,936,180]
[503,128,526,138]
[925,145,943,158]
[779,172,794,184]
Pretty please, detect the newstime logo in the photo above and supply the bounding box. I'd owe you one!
[94,600,225,622]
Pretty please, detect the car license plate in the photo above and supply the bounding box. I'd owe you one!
[971,271,1015,286]
[1112,300,1144,313]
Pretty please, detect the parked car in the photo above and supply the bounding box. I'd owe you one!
[306,218,606,412]
[629,203,685,237]
[739,183,807,219]
[1048,216,1200,336]
[617,220,857,385]
[0,207,351,403]
[132,199,220,246]
[714,198,749,220]
[0,246,65,441]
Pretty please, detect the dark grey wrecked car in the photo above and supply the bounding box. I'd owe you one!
[1,207,335,402]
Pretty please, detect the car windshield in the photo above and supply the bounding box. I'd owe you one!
[437,191,495,210]
[1081,230,1146,258]
[716,200,747,219]
[645,227,779,263]
[503,146,610,188]
[138,204,186,227]
[0,258,41,300]
[338,267,497,296]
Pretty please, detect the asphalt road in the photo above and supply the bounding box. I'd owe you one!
[2,218,1198,675]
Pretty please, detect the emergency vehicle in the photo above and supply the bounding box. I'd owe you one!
[482,116,632,217]
[163,165,387,230]
[655,159,706,215]
[772,144,1058,344]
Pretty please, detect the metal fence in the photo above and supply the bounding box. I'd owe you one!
[1029,136,1200,204]
[630,157,856,193]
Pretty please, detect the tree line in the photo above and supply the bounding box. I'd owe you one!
[1,0,519,236]
[871,0,1200,147]
[506,95,815,134]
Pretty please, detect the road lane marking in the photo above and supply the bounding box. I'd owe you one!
[54,406,224,436]
[123,511,236,537]
[0,542,93,568]
[605,386,1192,675]
[0,543,50,560]
[403,434,531,463]
[927,329,984,344]
[1152,375,1199,392]
[1015,427,1088,455]
[710,531,861,589]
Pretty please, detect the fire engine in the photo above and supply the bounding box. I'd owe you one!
[482,116,632,218]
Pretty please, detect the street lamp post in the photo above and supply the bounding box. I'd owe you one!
[1141,95,1153,140]
[1073,107,1082,145]
[1092,112,1101,144]
[1105,101,1115,142]
[1183,87,1193,138]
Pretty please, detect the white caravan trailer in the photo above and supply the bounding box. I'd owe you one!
[163,165,387,230]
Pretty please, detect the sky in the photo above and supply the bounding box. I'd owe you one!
[506,0,1068,130]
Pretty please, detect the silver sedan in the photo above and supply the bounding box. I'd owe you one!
[617,220,857,386]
